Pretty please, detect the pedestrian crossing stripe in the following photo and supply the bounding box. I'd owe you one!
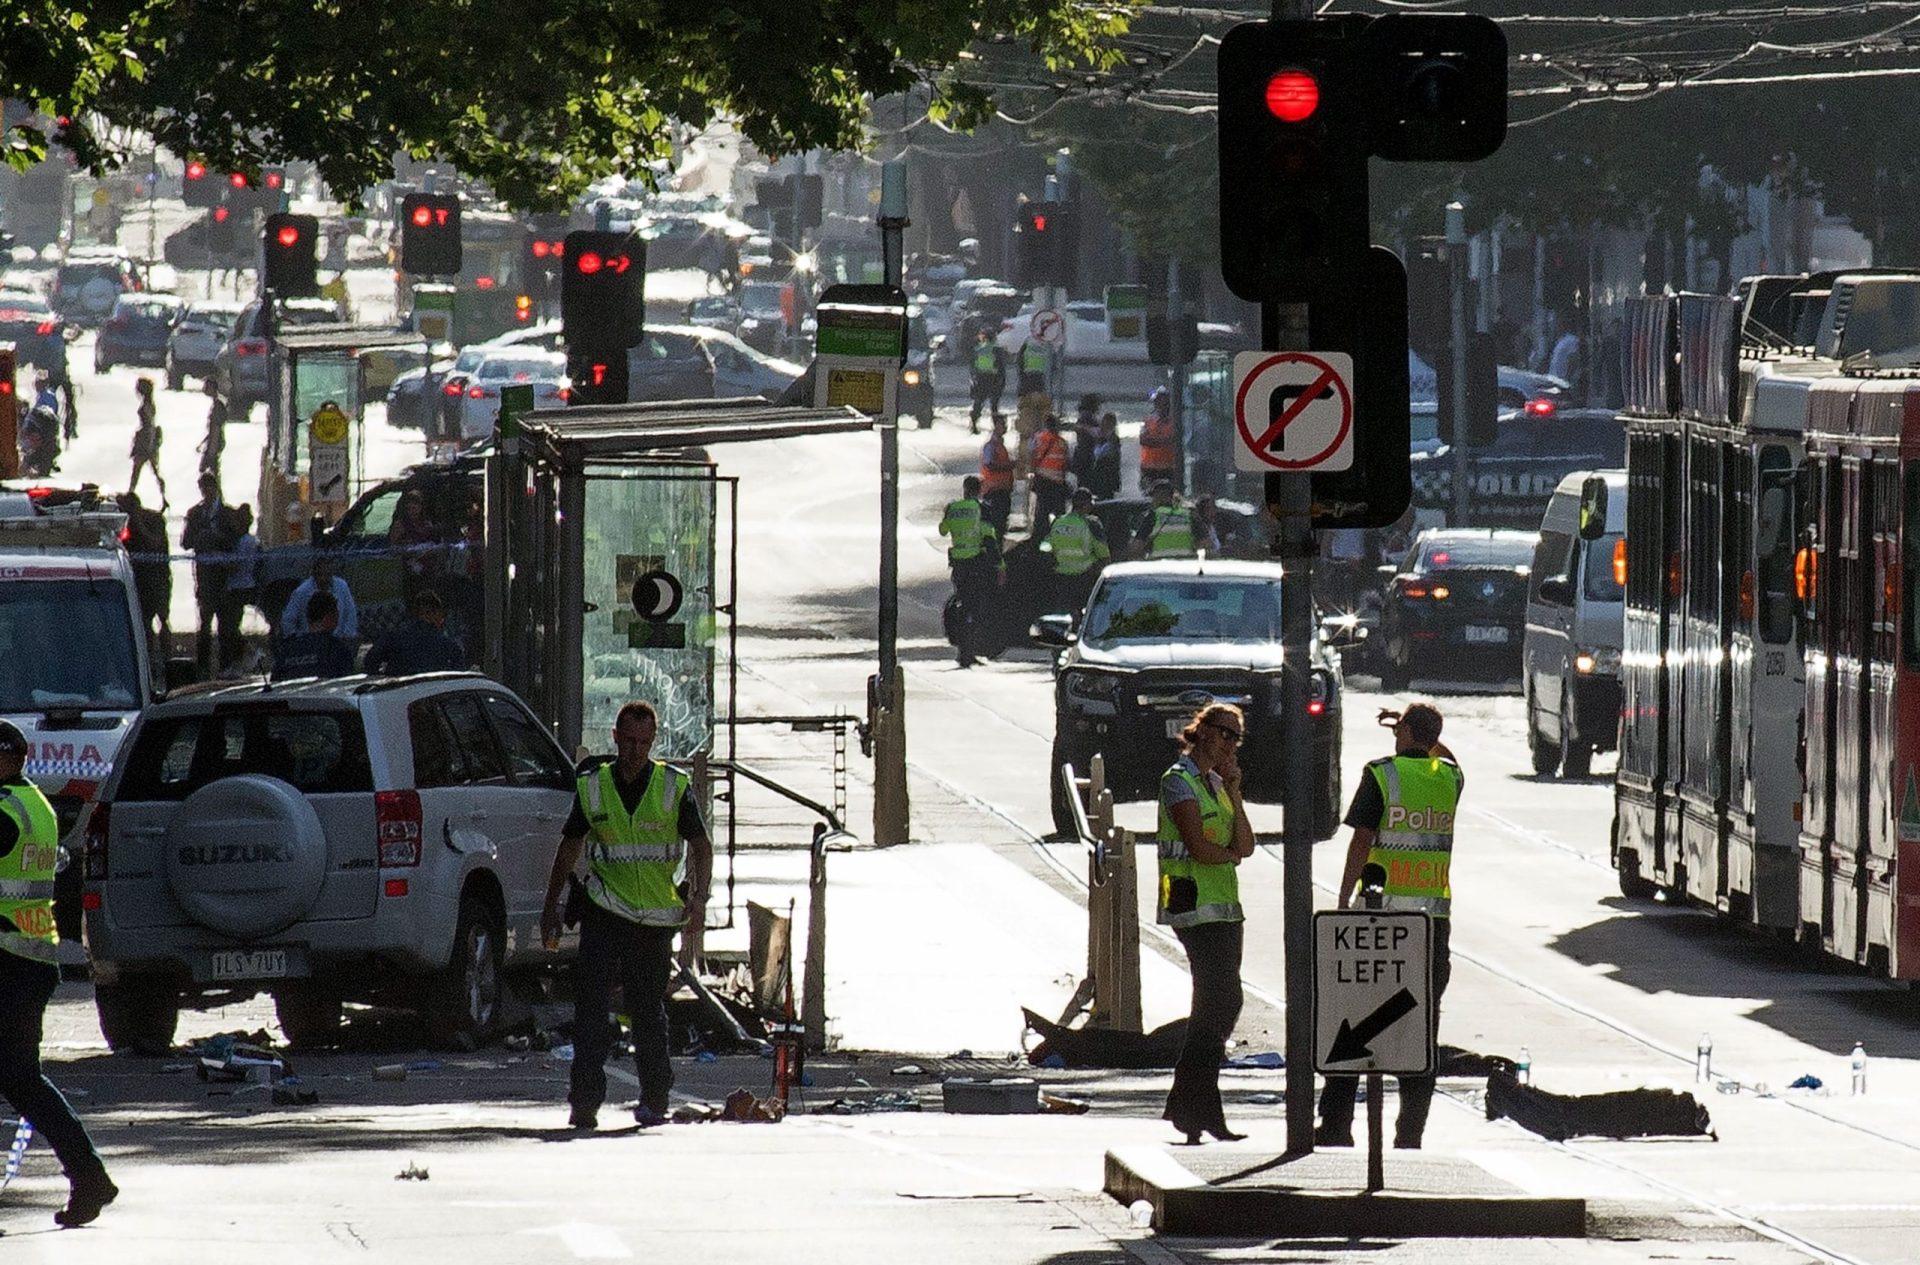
[1901,767,1920,844]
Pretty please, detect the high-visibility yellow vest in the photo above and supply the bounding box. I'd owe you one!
[1362,755,1460,917]
[578,761,691,927]
[1147,504,1194,558]
[0,780,61,964]
[973,344,998,374]
[1021,343,1048,374]
[939,497,996,562]
[1044,512,1106,576]
[1156,760,1242,928]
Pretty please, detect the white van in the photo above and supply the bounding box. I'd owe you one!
[1523,470,1624,778]
[0,498,155,959]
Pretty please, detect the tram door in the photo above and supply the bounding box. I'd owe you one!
[1799,447,1840,945]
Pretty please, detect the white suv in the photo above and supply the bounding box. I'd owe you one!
[82,674,578,1052]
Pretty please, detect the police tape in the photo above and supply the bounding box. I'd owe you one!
[118,540,477,567]
[0,1118,31,1193]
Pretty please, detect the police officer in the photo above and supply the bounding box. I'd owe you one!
[938,475,1001,669]
[540,701,713,1131]
[1017,337,1049,398]
[1041,488,1109,615]
[979,416,1015,540]
[0,721,117,1226]
[1139,387,1178,491]
[1028,413,1072,539]
[1158,703,1256,1143]
[1315,702,1462,1150]
[967,330,1004,433]
[1135,479,1194,559]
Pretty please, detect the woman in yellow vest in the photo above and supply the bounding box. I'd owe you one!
[1157,703,1257,1142]
[0,720,118,1226]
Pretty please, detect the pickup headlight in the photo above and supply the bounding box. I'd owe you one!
[1573,646,1621,675]
[1062,670,1121,714]
[902,368,923,387]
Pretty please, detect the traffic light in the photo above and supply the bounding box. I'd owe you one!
[399,193,462,274]
[566,349,628,407]
[756,177,796,245]
[1301,246,1412,529]
[1362,15,1507,162]
[262,212,320,296]
[0,345,16,479]
[560,230,645,351]
[1217,17,1372,303]
[1012,201,1078,291]
[791,173,824,234]
[206,204,236,257]
[183,160,219,208]
[522,230,565,303]
[1146,309,1199,367]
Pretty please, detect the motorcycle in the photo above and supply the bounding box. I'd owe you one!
[19,404,61,476]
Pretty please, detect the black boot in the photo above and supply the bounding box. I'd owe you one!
[55,1171,118,1227]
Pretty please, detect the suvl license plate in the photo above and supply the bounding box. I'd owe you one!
[210,949,288,981]
[1463,625,1510,645]
[1165,717,1185,739]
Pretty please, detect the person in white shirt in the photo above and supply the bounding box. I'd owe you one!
[1547,315,1581,389]
[279,553,359,643]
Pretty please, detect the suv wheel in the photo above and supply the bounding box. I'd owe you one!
[95,981,179,1054]
[428,893,504,1049]
[1528,703,1561,777]
[274,984,345,1048]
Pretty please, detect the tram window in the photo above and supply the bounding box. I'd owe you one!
[1531,531,1574,603]
[1755,453,1796,645]
[1905,463,1920,669]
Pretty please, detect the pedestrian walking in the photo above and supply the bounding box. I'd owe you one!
[271,591,356,680]
[539,701,713,1131]
[1157,702,1256,1143]
[115,491,172,649]
[1041,487,1109,616]
[279,553,361,643]
[967,330,1005,433]
[181,474,236,674]
[364,588,465,675]
[978,416,1014,541]
[1087,411,1122,501]
[1135,479,1195,560]
[1028,413,1071,539]
[0,720,119,1227]
[938,475,1001,669]
[127,377,168,508]
[221,504,259,672]
[198,379,228,479]
[1316,702,1462,1150]
[1139,386,1178,492]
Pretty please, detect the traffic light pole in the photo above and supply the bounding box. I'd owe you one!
[1446,202,1471,526]
[872,161,911,847]
[1269,0,1319,1163]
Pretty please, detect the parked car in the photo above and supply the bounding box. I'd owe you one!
[0,289,69,375]
[1523,470,1625,778]
[628,328,719,401]
[165,301,243,389]
[1407,407,1625,528]
[1032,558,1343,840]
[1374,528,1535,689]
[81,674,579,1052]
[49,246,142,328]
[686,294,740,331]
[457,349,569,439]
[94,294,184,373]
[215,297,349,411]
[421,324,563,436]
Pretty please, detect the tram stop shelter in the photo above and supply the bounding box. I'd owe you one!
[485,397,872,767]
[259,324,431,546]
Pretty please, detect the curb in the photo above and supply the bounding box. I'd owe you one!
[1105,1145,1587,1238]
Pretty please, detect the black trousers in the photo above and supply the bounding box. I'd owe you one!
[969,374,1004,426]
[1031,479,1069,539]
[1317,917,1452,1146]
[950,558,997,663]
[980,490,1011,542]
[1165,920,1244,1131]
[0,951,108,1184]
[569,902,678,1116]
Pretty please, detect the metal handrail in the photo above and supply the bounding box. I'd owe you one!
[713,757,846,836]
[1060,761,1110,885]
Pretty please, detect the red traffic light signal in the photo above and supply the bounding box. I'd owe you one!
[183,160,219,208]
[1265,69,1320,122]
[213,205,230,223]
[560,230,645,352]
[262,212,320,296]
[186,161,206,180]
[399,193,461,274]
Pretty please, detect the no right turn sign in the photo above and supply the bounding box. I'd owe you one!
[1233,350,1355,473]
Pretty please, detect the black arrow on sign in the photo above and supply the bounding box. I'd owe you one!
[1326,987,1419,1063]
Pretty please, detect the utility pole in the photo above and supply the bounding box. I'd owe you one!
[872,160,911,846]
[1167,256,1185,494]
[1446,202,1470,526]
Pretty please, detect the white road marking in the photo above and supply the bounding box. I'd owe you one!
[520,1221,632,1260]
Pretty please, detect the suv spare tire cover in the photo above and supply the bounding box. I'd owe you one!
[164,775,328,939]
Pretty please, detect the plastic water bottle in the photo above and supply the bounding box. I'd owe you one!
[1516,1047,1532,1086]
[1696,1033,1713,1082]
[1850,1042,1868,1096]
[1128,1199,1154,1229]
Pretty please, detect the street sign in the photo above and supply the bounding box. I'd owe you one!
[309,442,349,506]
[813,283,907,418]
[1312,909,1433,1075]
[1105,285,1147,341]
[1031,308,1067,348]
[309,400,350,447]
[1233,350,1355,473]
[498,383,534,440]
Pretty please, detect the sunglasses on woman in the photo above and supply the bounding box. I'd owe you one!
[1205,721,1245,745]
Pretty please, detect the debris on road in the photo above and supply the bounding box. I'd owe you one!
[1021,1008,1186,1070]
[719,1088,786,1122]
[372,1064,409,1082]
[1789,1074,1824,1091]
[1038,1091,1090,1115]
[1486,1071,1715,1142]
[892,1063,926,1077]
[395,1162,430,1181]
[823,1091,921,1115]
[271,1085,320,1107]
[1223,1051,1284,1069]
[942,1077,1039,1115]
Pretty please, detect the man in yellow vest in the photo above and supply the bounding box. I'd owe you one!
[1135,479,1195,560]
[1042,488,1110,615]
[0,721,117,1226]
[541,701,713,1131]
[1316,702,1462,1151]
[939,475,1002,668]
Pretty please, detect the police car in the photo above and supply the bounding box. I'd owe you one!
[0,489,156,961]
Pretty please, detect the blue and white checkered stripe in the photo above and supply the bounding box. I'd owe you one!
[0,1118,31,1193]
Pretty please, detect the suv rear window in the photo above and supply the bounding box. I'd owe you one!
[119,708,373,801]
